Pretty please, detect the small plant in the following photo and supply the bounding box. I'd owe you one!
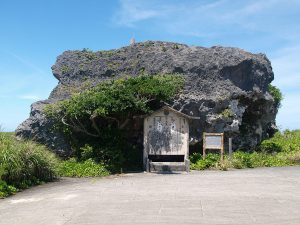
[80,144,94,160]
[285,152,300,164]
[231,151,252,168]
[144,42,151,48]
[220,108,234,118]
[172,44,179,50]
[216,158,232,171]
[82,48,93,53]
[268,84,283,108]
[0,180,17,198]
[61,65,70,74]
[84,52,98,60]
[101,50,114,57]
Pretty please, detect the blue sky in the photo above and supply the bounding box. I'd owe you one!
[0,0,299,131]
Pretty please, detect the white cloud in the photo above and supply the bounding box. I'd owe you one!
[113,0,300,40]
[113,0,163,27]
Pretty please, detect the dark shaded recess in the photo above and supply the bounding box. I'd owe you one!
[189,141,202,155]
[221,60,254,91]
[238,96,269,151]
[266,123,277,137]
[148,155,185,162]
[173,66,184,74]
[104,69,114,77]
[207,101,216,108]
[239,96,264,129]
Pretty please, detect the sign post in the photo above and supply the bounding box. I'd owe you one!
[203,133,224,160]
[228,137,233,156]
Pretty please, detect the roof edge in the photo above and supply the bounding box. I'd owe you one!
[134,105,200,120]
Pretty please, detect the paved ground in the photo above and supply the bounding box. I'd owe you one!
[1,167,300,225]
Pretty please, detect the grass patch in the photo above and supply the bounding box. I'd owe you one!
[58,158,110,177]
[0,132,59,197]
[191,130,300,171]
[0,132,111,197]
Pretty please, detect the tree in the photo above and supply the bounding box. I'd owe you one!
[45,74,184,169]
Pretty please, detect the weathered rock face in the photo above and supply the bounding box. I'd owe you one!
[16,41,277,155]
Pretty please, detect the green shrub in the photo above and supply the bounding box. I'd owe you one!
[258,139,282,153]
[231,151,252,168]
[216,158,232,171]
[0,132,59,195]
[268,84,283,108]
[190,153,220,170]
[190,130,300,171]
[259,130,300,153]
[58,158,110,177]
[284,151,300,164]
[189,152,202,164]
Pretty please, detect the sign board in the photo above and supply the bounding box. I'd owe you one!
[203,133,224,160]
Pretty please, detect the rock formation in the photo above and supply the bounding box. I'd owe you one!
[16,41,278,156]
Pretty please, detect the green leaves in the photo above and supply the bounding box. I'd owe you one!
[190,130,300,171]
[45,74,184,132]
[259,130,300,153]
[58,159,109,177]
[44,74,184,170]
[268,84,283,108]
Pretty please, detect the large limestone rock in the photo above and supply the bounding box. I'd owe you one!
[16,41,277,155]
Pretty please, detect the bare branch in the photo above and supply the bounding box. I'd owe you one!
[62,116,100,137]
[105,116,120,128]
[90,115,101,135]
[119,118,130,129]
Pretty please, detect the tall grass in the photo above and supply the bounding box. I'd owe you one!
[0,131,59,197]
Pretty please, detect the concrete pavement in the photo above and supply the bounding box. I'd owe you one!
[1,167,300,225]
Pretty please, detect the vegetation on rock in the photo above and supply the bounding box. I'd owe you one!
[45,74,184,171]
[268,84,283,108]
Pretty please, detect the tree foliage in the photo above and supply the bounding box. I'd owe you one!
[46,74,184,136]
[268,84,283,108]
[45,74,184,170]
